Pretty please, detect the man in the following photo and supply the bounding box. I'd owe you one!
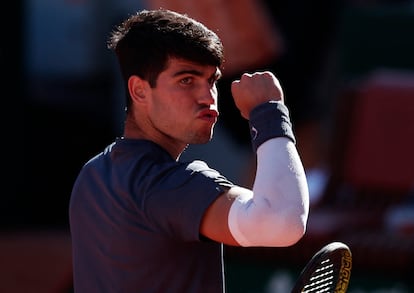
[69,9,309,293]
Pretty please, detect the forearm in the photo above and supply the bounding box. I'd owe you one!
[228,102,309,247]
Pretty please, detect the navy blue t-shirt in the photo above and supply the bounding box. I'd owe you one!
[69,138,234,293]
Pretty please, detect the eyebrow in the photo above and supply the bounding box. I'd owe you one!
[173,69,222,81]
[173,69,203,77]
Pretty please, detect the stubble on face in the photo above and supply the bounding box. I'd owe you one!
[188,123,215,145]
[150,59,220,147]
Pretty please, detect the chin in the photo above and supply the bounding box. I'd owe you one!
[190,132,213,144]
[189,127,214,144]
[192,137,212,145]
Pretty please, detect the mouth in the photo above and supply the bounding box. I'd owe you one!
[198,109,219,123]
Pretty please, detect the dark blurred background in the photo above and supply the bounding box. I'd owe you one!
[5,0,414,292]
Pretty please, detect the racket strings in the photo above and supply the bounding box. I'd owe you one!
[302,258,336,293]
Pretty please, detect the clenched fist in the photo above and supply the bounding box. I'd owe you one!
[231,71,284,119]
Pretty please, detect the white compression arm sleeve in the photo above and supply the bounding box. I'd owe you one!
[228,137,309,247]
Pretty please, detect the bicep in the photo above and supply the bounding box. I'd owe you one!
[199,186,251,246]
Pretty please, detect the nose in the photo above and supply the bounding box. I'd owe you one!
[198,85,217,106]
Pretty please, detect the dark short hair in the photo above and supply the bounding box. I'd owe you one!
[108,9,224,109]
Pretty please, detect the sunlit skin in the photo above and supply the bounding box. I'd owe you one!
[124,57,222,160]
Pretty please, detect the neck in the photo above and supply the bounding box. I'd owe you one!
[123,115,186,160]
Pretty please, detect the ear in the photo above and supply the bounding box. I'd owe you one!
[128,75,148,103]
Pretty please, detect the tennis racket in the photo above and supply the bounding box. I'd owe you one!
[291,241,352,293]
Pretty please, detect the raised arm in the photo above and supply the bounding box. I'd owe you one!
[200,71,309,247]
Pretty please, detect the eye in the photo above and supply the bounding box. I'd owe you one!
[180,76,193,85]
[208,77,218,87]
[209,72,221,87]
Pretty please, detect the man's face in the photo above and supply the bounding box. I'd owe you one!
[147,57,222,146]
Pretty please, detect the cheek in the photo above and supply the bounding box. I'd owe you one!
[149,88,196,129]
[150,98,185,130]
[154,98,184,118]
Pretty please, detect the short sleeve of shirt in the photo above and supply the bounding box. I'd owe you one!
[141,159,233,241]
[115,140,234,242]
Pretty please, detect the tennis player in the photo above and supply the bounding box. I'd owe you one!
[69,8,309,293]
